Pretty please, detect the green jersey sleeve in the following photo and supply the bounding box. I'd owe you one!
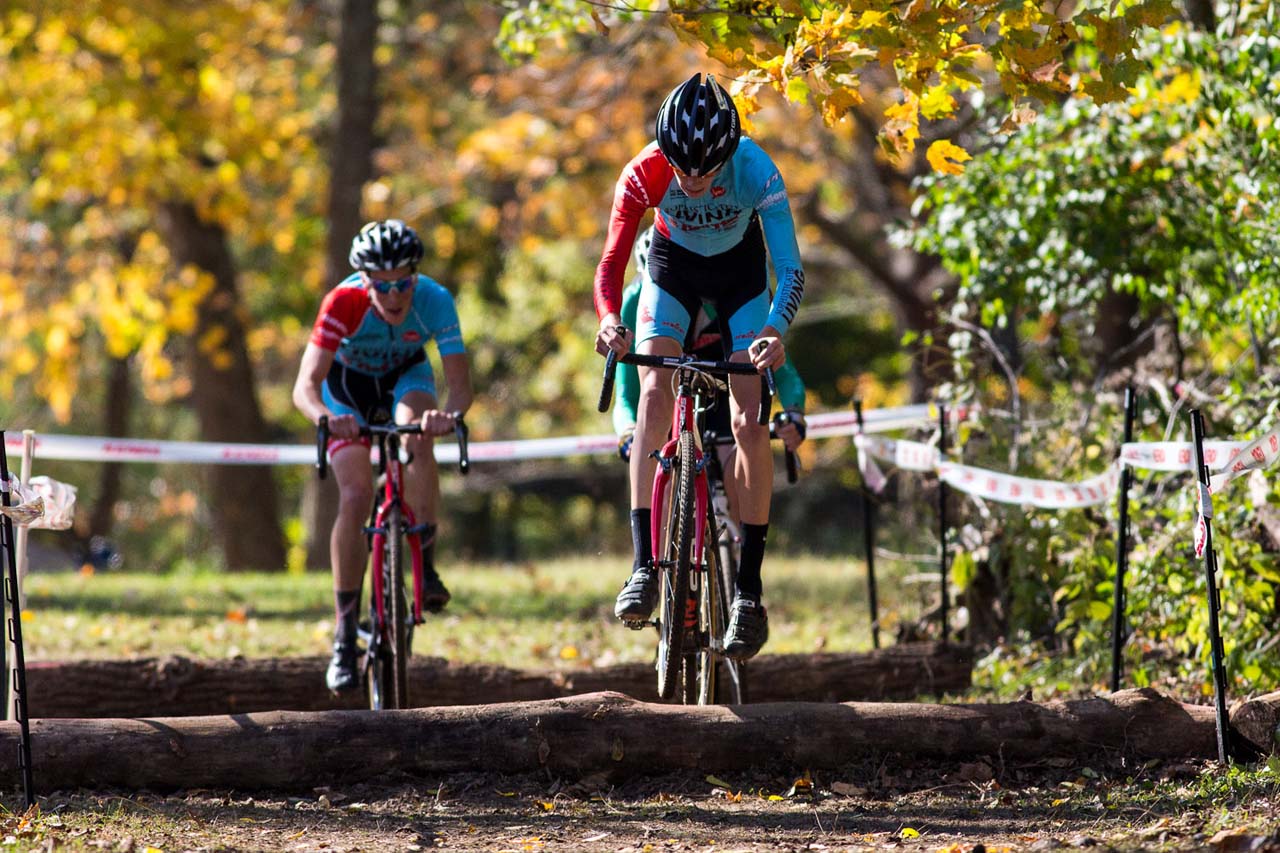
[611,279,643,436]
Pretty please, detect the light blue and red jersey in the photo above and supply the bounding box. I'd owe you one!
[593,138,805,334]
[309,273,465,375]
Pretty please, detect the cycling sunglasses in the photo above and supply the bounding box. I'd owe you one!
[364,271,417,294]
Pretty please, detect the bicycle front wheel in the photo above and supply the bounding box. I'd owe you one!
[368,505,411,710]
[656,430,695,701]
[386,504,411,708]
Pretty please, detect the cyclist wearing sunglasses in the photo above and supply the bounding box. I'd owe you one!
[593,73,806,661]
[293,219,473,693]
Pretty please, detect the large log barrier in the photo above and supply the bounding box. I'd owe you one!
[23,642,972,718]
[3,688,1276,792]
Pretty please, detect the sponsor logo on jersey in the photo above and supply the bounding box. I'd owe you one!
[402,330,422,343]
[711,185,726,198]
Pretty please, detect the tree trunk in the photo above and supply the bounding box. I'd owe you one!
[304,0,379,570]
[1183,0,1215,31]
[84,355,131,542]
[156,202,286,571]
[3,688,1246,792]
[23,643,971,718]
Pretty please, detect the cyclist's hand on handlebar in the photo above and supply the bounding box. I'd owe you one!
[774,410,807,452]
[419,409,457,437]
[328,413,361,440]
[596,315,633,356]
[749,333,784,372]
[617,429,635,463]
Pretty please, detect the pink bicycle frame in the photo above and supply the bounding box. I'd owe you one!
[649,388,711,596]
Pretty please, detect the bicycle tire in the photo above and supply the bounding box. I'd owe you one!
[656,430,695,701]
[386,504,411,709]
[716,523,748,704]
[693,522,721,705]
[682,651,700,705]
[366,588,392,711]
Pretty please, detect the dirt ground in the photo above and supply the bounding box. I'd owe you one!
[5,757,1279,852]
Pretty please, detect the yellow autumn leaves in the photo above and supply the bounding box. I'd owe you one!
[674,0,1171,174]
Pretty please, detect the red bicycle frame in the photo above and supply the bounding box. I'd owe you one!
[369,439,426,627]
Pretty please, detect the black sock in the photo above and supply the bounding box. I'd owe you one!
[736,522,768,600]
[334,588,361,644]
[420,523,438,578]
[631,509,652,571]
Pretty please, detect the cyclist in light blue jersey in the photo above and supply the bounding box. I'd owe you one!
[594,74,807,660]
[293,220,473,693]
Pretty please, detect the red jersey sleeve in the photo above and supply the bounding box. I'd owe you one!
[308,285,370,351]
[593,145,674,319]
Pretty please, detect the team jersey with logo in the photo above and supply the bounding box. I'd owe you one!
[594,138,805,334]
[309,273,465,376]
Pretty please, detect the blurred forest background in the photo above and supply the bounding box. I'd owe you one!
[4,0,1280,690]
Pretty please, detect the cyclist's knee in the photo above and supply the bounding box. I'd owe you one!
[336,481,374,515]
[405,431,435,457]
[731,410,768,444]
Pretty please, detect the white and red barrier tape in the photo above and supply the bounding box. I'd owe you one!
[1,404,934,467]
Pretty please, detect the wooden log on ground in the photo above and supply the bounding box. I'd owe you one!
[23,642,971,718]
[0,688,1222,792]
[1231,691,1280,755]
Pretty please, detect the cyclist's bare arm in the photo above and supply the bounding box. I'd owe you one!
[293,343,358,438]
[416,353,474,436]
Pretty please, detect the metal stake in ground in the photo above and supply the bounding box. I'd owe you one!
[0,432,34,806]
[937,404,949,642]
[1189,409,1230,766]
[853,399,880,649]
[1110,387,1136,692]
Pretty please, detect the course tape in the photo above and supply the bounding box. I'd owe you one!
[0,476,76,530]
[1,404,934,467]
[856,429,1280,511]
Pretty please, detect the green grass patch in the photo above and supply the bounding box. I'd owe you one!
[20,554,926,668]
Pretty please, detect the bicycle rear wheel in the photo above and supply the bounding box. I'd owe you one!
[715,521,748,704]
[656,430,695,701]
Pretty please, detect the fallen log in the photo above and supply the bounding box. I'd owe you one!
[0,688,1231,792]
[23,642,971,718]
[1231,691,1280,755]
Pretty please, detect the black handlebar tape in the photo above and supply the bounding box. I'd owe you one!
[316,416,330,481]
[598,350,619,413]
[454,417,470,476]
[785,449,798,484]
[757,366,776,425]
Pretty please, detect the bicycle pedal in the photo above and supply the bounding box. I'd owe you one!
[622,618,655,631]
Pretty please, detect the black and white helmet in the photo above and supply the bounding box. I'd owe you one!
[655,73,741,177]
[348,219,425,272]
[633,226,655,278]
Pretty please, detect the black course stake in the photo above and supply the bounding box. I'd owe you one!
[1189,409,1231,766]
[1110,386,1136,692]
[937,404,949,642]
[853,399,880,649]
[0,432,34,806]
